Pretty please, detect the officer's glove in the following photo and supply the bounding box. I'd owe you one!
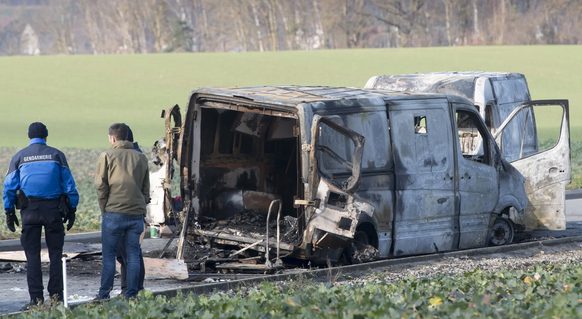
[5,209,19,232]
[63,207,76,231]
[58,195,70,219]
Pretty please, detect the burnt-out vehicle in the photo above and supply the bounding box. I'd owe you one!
[149,86,531,267]
[365,72,571,231]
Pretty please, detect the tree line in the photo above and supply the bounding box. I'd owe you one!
[0,0,580,55]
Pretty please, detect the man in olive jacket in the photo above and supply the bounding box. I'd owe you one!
[94,123,150,300]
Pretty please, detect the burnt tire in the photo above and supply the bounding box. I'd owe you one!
[353,230,370,246]
[346,231,380,264]
[489,217,515,246]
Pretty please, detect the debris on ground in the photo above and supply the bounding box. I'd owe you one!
[177,210,304,273]
[0,263,12,272]
[186,210,302,262]
[350,243,380,264]
[200,211,300,245]
[184,242,238,260]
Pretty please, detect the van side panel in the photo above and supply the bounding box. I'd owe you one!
[388,99,457,256]
[355,174,395,258]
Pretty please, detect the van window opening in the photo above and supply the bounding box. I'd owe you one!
[414,116,427,134]
[456,110,489,164]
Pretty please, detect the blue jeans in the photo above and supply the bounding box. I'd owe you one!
[98,212,144,299]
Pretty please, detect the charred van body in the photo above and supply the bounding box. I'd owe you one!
[147,85,567,269]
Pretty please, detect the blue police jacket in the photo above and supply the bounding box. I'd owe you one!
[3,138,79,211]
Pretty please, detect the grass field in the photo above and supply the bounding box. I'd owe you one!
[0,45,580,148]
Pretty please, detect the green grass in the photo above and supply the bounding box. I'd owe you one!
[17,261,582,318]
[0,46,580,149]
[569,141,582,190]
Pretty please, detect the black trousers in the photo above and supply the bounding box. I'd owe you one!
[116,233,145,293]
[20,199,64,303]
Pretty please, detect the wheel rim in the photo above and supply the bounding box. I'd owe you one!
[490,218,514,246]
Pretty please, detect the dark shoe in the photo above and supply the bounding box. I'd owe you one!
[50,292,64,303]
[20,299,44,311]
[90,295,109,303]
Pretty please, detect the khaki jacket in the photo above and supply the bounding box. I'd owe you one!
[94,140,150,215]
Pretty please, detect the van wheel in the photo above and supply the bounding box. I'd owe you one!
[343,231,378,264]
[353,231,370,246]
[489,218,514,246]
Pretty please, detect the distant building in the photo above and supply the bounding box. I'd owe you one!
[20,24,40,55]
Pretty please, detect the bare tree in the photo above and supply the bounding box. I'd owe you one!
[36,0,77,54]
[148,0,167,52]
[3,0,582,55]
[227,0,252,51]
[0,22,23,55]
[440,0,451,46]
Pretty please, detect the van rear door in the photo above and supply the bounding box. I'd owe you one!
[302,115,374,243]
[494,100,571,230]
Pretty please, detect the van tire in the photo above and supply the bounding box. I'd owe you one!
[353,230,370,246]
[343,228,379,264]
[489,217,515,246]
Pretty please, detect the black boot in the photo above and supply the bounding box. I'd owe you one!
[20,297,44,311]
[50,291,64,303]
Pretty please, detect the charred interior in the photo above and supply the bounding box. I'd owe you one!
[195,107,302,253]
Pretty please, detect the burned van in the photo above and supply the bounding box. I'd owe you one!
[365,72,571,231]
[151,86,529,267]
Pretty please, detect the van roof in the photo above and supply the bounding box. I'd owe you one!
[191,85,469,112]
[364,72,527,101]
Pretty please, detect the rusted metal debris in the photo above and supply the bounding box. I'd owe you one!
[215,263,284,272]
[192,228,294,253]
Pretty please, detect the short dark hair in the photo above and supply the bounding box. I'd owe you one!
[108,123,129,141]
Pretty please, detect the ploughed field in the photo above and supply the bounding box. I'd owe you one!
[0,46,581,149]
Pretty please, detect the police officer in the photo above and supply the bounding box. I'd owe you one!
[3,122,79,309]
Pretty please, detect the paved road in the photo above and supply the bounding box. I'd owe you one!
[0,236,193,314]
[566,197,582,221]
